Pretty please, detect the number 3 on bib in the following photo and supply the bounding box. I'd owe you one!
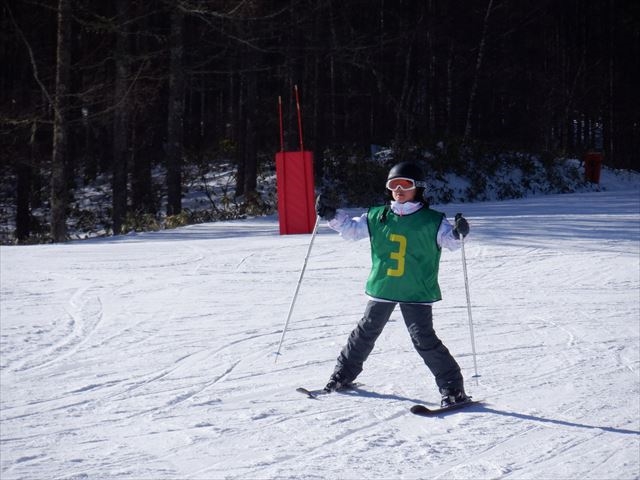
[387,234,407,277]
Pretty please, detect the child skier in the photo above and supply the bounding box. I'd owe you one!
[315,161,471,407]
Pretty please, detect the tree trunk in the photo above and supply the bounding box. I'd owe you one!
[166,6,185,216]
[463,0,494,144]
[15,148,32,242]
[132,116,158,215]
[234,74,246,198]
[112,0,130,234]
[15,162,32,242]
[50,0,72,242]
[607,0,615,163]
[129,1,155,215]
[242,69,258,197]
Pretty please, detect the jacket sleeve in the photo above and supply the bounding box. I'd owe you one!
[327,210,370,241]
[437,217,462,251]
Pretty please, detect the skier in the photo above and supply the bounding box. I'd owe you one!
[315,161,471,407]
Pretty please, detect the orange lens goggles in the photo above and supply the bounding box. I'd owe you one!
[385,177,416,191]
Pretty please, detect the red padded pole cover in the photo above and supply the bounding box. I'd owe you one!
[275,151,315,234]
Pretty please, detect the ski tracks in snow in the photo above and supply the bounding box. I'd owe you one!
[1,189,639,479]
[10,282,106,373]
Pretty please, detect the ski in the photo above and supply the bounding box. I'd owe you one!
[296,383,362,399]
[296,387,325,399]
[410,399,480,416]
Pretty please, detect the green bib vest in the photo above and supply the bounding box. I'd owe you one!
[365,205,444,302]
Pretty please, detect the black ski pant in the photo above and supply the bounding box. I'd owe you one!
[332,300,463,391]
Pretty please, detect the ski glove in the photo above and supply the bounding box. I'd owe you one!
[315,195,337,221]
[453,213,470,239]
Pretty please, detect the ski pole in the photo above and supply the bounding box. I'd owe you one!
[460,234,480,384]
[275,215,321,361]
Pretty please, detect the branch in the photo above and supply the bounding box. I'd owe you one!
[6,3,53,107]
[463,0,494,144]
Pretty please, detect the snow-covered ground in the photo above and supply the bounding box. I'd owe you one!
[1,173,639,479]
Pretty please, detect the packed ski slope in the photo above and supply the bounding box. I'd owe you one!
[1,182,639,479]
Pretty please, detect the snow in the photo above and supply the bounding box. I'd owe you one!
[1,173,639,479]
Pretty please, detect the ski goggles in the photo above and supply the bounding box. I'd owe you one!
[386,177,417,191]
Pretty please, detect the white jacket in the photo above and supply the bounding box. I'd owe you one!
[327,201,462,251]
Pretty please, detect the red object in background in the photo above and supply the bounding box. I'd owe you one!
[584,151,603,184]
[276,87,316,234]
[275,151,315,234]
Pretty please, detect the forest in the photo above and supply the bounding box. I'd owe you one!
[1,0,638,243]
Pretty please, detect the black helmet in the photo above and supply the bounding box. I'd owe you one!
[387,162,427,188]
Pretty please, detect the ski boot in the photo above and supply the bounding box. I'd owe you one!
[440,387,471,408]
[323,372,351,393]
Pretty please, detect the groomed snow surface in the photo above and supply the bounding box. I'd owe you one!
[1,182,639,479]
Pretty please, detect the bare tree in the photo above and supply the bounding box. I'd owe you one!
[463,0,494,145]
[50,0,72,242]
[166,5,185,216]
[112,1,130,234]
